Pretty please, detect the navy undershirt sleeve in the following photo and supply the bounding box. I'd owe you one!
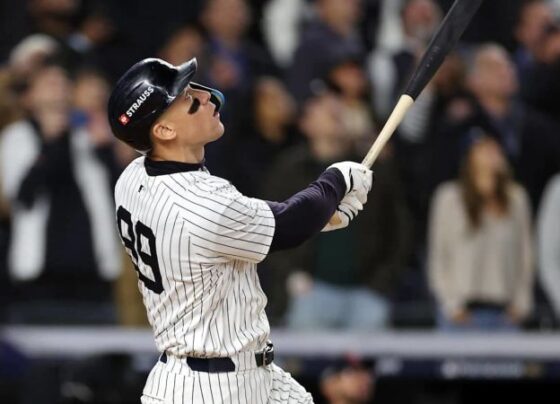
[266,168,346,252]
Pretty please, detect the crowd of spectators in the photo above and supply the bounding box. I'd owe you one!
[0,0,560,332]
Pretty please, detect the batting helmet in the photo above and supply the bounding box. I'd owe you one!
[108,57,225,152]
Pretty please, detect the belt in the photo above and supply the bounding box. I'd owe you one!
[159,342,274,373]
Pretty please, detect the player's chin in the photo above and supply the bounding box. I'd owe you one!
[211,121,225,140]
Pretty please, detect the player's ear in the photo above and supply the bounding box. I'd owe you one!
[151,120,177,142]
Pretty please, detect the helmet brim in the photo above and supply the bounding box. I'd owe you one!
[170,58,198,98]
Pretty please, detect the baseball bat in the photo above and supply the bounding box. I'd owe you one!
[330,0,484,225]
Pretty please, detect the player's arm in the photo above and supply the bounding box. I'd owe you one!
[187,163,371,264]
[266,162,373,251]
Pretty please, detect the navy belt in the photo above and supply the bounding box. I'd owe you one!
[159,342,274,373]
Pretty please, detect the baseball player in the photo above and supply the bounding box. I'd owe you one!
[108,57,373,403]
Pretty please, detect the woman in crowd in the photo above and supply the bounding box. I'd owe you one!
[428,129,534,331]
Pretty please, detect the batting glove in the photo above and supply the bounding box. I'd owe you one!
[328,160,373,204]
[322,193,364,232]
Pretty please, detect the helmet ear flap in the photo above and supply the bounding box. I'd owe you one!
[189,82,225,112]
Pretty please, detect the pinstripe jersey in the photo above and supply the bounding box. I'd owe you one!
[115,156,275,357]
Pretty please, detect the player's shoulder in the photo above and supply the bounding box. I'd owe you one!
[197,174,240,197]
[189,173,268,215]
[184,173,244,206]
[115,156,145,191]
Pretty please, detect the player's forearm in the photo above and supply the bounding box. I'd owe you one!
[266,169,346,251]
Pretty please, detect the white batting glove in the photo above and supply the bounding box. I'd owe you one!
[322,193,364,232]
[328,161,373,203]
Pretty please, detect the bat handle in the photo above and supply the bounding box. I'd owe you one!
[361,95,415,168]
[328,94,415,226]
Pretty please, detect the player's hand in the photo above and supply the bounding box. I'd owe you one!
[327,161,373,201]
[322,193,363,232]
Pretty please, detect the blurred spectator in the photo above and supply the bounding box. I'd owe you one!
[370,0,442,120]
[369,0,443,268]
[263,91,410,329]
[8,34,60,90]
[64,4,117,71]
[325,54,378,157]
[320,357,375,404]
[537,174,560,319]
[0,62,121,324]
[72,70,143,327]
[428,131,534,331]
[158,25,204,66]
[0,67,22,322]
[429,44,560,211]
[521,22,560,124]
[72,68,137,169]
[287,0,365,103]
[262,0,309,68]
[0,69,22,132]
[72,68,122,183]
[230,77,298,196]
[513,0,554,78]
[199,0,275,93]
[198,0,277,178]
[27,0,81,41]
[406,53,469,250]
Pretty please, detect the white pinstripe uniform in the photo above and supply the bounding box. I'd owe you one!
[115,156,313,403]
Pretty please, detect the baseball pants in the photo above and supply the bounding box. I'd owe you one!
[141,352,314,403]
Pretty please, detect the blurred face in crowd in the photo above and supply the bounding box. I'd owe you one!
[467,136,508,196]
[321,367,375,404]
[328,61,368,100]
[73,72,110,114]
[300,92,345,142]
[432,52,466,95]
[469,45,518,101]
[160,27,204,66]
[81,12,116,45]
[151,86,224,150]
[202,0,250,42]
[539,29,560,64]
[402,0,442,43]
[29,0,80,37]
[318,0,362,32]
[470,137,507,175]
[515,1,553,52]
[254,78,295,138]
[25,65,72,114]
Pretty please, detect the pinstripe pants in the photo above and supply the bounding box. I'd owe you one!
[141,354,314,403]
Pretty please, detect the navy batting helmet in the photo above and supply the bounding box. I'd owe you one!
[108,57,225,152]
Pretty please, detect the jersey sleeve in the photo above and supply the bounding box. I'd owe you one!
[184,183,276,264]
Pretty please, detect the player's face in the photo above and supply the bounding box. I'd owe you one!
[165,85,225,145]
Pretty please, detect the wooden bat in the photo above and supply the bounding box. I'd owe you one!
[330,0,484,225]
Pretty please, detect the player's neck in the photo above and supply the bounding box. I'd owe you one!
[149,144,205,164]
